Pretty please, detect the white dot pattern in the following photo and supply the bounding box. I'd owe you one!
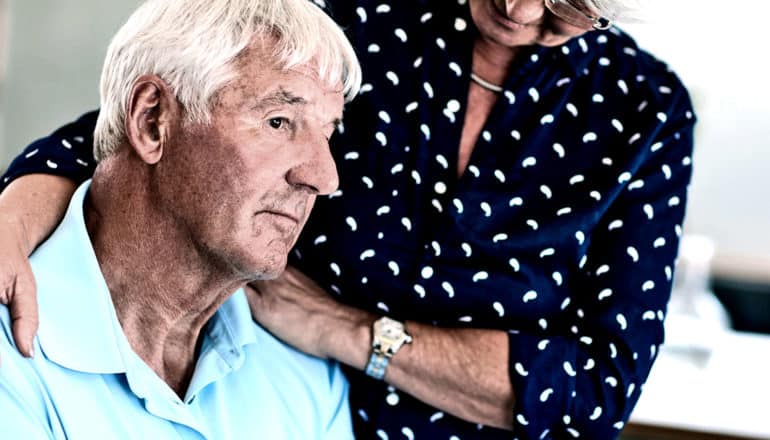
[0,2,696,439]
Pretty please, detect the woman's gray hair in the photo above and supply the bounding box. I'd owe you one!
[587,0,643,21]
[94,0,362,161]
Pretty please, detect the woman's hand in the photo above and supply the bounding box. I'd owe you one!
[246,265,373,365]
[0,174,78,360]
[0,212,38,358]
[245,265,514,429]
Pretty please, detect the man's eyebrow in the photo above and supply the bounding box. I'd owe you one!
[251,89,307,110]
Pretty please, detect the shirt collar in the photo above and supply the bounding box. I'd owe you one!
[206,288,258,363]
[33,180,257,375]
[33,180,127,373]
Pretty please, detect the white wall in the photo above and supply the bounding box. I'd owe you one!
[0,0,138,168]
[624,0,770,270]
[0,0,8,163]
[1,0,769,269]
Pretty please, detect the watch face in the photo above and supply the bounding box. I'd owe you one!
[379,318,402,339]
[374,318,411,356]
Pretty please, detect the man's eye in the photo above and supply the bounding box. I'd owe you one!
[268,117,288,129]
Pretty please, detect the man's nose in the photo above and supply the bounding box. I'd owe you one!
[286,135,339,196]
[504,0,546,24]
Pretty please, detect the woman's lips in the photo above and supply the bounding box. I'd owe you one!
[492,3,525,30]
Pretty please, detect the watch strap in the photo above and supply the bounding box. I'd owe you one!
[365,352,389,380]
[364,316,412,380]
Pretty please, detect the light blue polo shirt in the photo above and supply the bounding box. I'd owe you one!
[0,181,353,440]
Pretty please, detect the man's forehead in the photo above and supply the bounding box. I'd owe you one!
[233,80,344,123]
[253,88,308,108]
[235,47,343,97]
[225,55,343,116]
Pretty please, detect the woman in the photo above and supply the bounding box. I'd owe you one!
[0,0,694,439]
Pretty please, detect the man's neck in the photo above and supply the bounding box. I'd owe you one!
[86,167,246,396]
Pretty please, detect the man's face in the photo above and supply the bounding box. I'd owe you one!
[469,0,591,48]
[158,44,344,281]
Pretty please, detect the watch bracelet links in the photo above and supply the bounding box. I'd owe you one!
[365,316,412,380]
[365,352,390,380]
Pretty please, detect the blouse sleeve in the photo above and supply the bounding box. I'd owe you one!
[506,81,695,439]
[1,111,99,192]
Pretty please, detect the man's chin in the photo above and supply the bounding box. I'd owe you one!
[243,256,289,281]
[253,266,287,281]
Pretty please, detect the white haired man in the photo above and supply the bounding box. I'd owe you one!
[0,0,360,438]
[2,0,696,439]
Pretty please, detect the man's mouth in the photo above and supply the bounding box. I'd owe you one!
[260,210,300,224]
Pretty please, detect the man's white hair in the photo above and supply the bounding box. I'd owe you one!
[94,0,362,161]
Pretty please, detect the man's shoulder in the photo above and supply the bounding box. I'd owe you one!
[0,304,42,387]
[0,304,53,428]
[234,322,350,434]
[248,320,342,385]
[216,291,345,395]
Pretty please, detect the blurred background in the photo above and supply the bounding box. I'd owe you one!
[1,0,768,439]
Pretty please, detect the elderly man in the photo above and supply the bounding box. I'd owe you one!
[0,0,361,438]
[1,0,700,437]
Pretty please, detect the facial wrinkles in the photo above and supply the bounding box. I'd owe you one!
[223,62,342,202]
[258,187,310,222]
[254,88,308,109]
[244,88,308,131]
[251,190,310,249]
[234,78,338,139]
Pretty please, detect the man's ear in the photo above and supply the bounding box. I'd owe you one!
[124,75,180,165]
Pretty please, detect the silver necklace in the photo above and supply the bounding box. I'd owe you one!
[470,72,504,93]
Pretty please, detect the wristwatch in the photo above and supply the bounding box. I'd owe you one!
[365,316,413,380]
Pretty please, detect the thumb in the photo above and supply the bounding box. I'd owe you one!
[10,262,39,358]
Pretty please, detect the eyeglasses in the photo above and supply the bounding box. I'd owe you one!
[544,0,612,31]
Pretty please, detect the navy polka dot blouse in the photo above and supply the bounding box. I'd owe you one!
[1,1,695,439]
